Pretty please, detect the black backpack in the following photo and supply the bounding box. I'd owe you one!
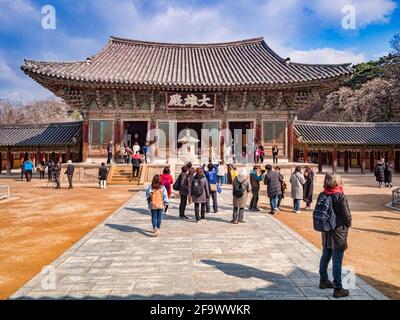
[192,178,203,197]
[313,193,337,232]
[173,176,181,191]
[233,179,245,198]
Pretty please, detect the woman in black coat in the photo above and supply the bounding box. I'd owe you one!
[384,162,394,188]
[374,160,386,188]
[318,173,352,299]
[303,167,314,210]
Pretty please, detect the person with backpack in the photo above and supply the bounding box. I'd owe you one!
[173,165,190,219]
[160,167,174,213]
[249,165,265,211]
[23,157,34,182]
[203,162,219,214]
[384,161,394,188]
[231,168,251,224]
[314,173,352,298]
[303,166,315,210]
[98,163,108,189]
[146,174,169,236]
[264,164,283,214]
[290,166,306,214]
[191,167,210,223]
[374,158,386,188]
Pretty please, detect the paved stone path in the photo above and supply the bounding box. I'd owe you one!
[11,188,387,300]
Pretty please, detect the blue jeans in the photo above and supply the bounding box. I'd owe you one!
[293,199,301,211]
[319,247,345,288]
[151,209,163,229]
[269,195,279,212]
[218,175,227,185]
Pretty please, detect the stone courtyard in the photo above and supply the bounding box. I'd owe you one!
[10,188,387,300]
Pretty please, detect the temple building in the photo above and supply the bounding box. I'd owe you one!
[20,37,352,165]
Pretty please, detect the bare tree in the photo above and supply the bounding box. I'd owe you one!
[390,33,400,55]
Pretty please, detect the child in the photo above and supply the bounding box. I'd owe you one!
[146,175,169,236]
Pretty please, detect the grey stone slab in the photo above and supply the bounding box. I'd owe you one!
[10,189,387,300]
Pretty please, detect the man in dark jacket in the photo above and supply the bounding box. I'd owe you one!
[384,161,394,188]
[303,166,314,210]
[264,164,283,214]
[318,173,352,299]
[175,165,190,219]
[374,159,386,188]
[53,161,61,189]
[249,165,265,211]
[47,159,54,181]
[99,163,108,189]
[65,160,75,189]
[106,141,113,164]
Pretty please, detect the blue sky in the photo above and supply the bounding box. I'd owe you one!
[0,0,399,102]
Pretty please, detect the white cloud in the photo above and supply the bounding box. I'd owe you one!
[288,47,366,64]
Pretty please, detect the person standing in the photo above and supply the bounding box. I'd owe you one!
[249,165,264,211]
[106,140,113,164]
[65,160,75,189]
[146,174,169,236]
[385,161,394,188]
[303,166,315,210]
[272,144,279,165]
[160,167,174,213]
[47,159,54,181]
[258,143,265,163]
[264,164,283,214]
[38,160,46,180]
[374,159,386,188]
[98,162,108,189]
[217,160,227,185]
[187,162,196,205]
[317,173,352,298]
[191,167,210,223]
[174,165,190,219]
[143,141,150,164]
[131,151,142,179]
[132,141,140,157]
[276,166,287,210]
[53,160,61,189]
[204,162,219,214]
[290,166,306,214]
[125,144,133,164]
[231,168,251,224]
[23,158,34,182]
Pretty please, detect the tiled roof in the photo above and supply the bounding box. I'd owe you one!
[0,122,82,148]
[294,120,400,145]
[21,37,352,90]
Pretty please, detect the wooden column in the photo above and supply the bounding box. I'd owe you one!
[344,151,349,173]
[370,151,375,172]
[303,146,309,164]
[6,148,12,175]
[82,119,89,162]
[114,119,122,153]
[332,148,338,173]
[360,147,366,174]
[318,150,323,174]
[388,148,395,163]
[288,121,294,162]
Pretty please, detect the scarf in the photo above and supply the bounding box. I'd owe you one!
[323,185,344,195]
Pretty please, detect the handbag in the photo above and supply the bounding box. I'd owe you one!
[210,183,217,192]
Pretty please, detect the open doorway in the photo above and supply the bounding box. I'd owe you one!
[228,121,254,157]
[123,121,148,150]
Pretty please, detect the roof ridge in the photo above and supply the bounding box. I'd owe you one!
[294,120,400,126]
[0,121,82,128]
[109,36,265,48]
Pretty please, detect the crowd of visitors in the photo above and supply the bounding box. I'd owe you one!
[374,158,394,188]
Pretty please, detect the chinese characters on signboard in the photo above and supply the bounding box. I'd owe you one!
[166,93,215,110]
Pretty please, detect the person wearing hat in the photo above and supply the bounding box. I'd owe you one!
[231,168,251,224]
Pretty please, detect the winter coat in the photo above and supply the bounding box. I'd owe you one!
[160,173,174,197]
[321,192,352,251]
[232,176,251,208]
[23,160,33,171]
[290,171,306,200]
[65,164,75,176]
[384,163,394,184]
[374,162,385,182]
[191,175,210,204]
[303,170,314,203]
[145,185,169,210]
[107,143,113,153]
[98,166,108,180]
[204,164,218,186]
[264,170,283,198]
[217,164,226,177]
[176,172,190,196]
[250,170,264,192]
[132,154,141,167]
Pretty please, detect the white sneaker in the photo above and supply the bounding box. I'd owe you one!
[295,211,301,214]
[275,208,280,212]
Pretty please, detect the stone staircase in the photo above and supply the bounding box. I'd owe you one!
[107,165,142,186]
